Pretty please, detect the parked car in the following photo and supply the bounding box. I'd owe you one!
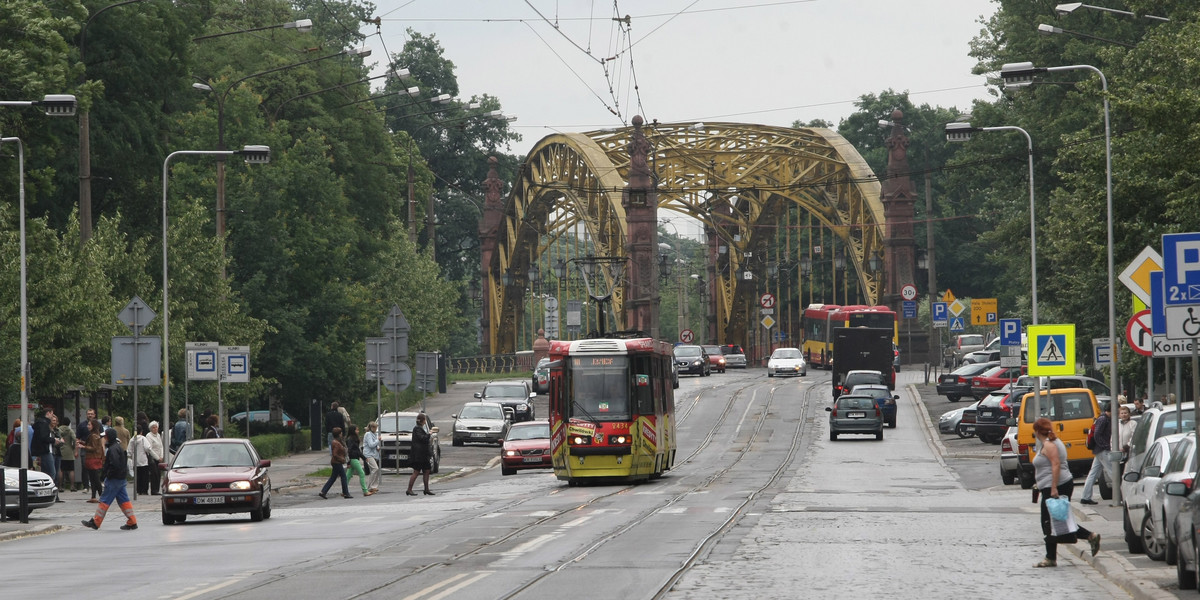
[674,345,710,377]
[892,343,901,372]
[452,402,511,447]
[1126,403,1196,485]
[377,411,442,473]
[1014,374,1113,408]
[969,364,1027,401]
[938,402,977,436]
[945,333,986,367]
[721,344,747,369]
[1171,477,1200,590]
[500,420,552,475]
[833,369,886,400]
[1149,432,1197,565]
[161,438,271,524]
[702,345,727,373]
[475,380,537,422]
[936,362,998,402]
[962,335,1028,365]
[850,384,898,428]
[1123,433,1187,555]
[3,466,57,519]
[825,394,884,441]
[1014,387,1102,483]
[532,357,551,394]
[999,426,1020,485]
[974,385,1029,444]
[229,410,300,429]
[766,347,807,377]
[959,402,978,438]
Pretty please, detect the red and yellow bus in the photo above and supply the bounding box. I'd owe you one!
[547,336,677,484]
[801,304,899,369]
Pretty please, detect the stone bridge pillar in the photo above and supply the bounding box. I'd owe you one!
[882,110,917,313]
[623,116,660,339]
[479,156,504,354]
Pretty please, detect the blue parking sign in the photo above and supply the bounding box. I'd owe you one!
[932,302,948,322]
[1000,318,1022,346]
[1162,232,1200,304]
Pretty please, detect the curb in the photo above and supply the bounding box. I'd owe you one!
[0,523,62,544]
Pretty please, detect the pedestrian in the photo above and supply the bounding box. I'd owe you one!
[3,429,22,467]
[169,408,189,458]
[113,416,131,450]
[338,403,353,432]
[77,409,95,493]
[324,401,345,453]
[1032,417,1099,567]
[406,413,435,496]
[202,414,222,439]
[318,427,351,499]
[345,425,370,496]
[1118,406,1135,477]
[31,407,56,482]
[1133,397,1147,415]
[1080,403,1113,505]
[363,421,382,495]
[81,419,105,502]
[50,413,65,501]
[131,422,152,496]
[58,415,76,492]
[145,421,163,495]
[81,428,138,531]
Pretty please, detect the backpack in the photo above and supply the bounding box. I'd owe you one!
[1086,417,1099,450]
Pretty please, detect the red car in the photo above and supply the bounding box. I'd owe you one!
[702,345,727,373]
[970,365,1027,401]
[500,420,552,475]
[161,438,272,524]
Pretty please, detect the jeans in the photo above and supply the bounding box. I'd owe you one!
[320,463,349,496]
[1082,449,1113,501]
[36,452,56,484]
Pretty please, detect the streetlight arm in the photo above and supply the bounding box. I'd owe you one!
[1055,2,1169,21]
[193,19,314,41]
[79,0,147,68]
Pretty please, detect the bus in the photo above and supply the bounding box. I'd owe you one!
[547,336,677,484]
[801,304,899,369]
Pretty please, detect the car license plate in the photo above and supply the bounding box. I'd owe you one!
[35,488,53,497]
[386,453,397,459]
[472,433,488,438]
[980,410,994,418]
[522,456,542,463]
[195,496,225,505]
[847,412,865,418]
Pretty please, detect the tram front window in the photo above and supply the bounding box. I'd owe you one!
[569,356,631,421]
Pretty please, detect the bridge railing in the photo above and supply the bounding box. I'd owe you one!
[447,353,533,375]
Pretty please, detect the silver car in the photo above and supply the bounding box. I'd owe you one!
[1123,433,1187,556]
[999,426,1020,485]
[766,347,807,377]
[452,402,511,446]
[1147,432,1196,564]
[721,344,747,369]
[3,467,58,519]
[826,394,884,441]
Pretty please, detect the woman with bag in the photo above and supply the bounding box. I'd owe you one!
[345,425,370,496]
[1032,417,1101,567]
[406,413,435,496]
[81,419,105,503]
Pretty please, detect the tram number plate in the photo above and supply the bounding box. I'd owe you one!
[195,497,225,505]
[847,412,865,418]
[522,457,542,463]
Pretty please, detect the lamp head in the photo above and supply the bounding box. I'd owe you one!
[945,122,975,143]
[238,145,271,164]
[1037,23,1063,36]
[389,68,411,80]
[286,19,313,32]
[1055,2,1083,16]
[192,82,214,93]
[39,94,77,117]
[348,47,372,57]
[1000,62,1041,87]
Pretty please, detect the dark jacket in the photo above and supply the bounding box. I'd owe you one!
[103,438,129,480]
[347,434,363,461]
[1093,413,1112,453]
[170,419,189,453]
[31,416,53,455]
[325,409,345,434]
[410,426,431,470]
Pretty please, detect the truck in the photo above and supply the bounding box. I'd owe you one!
[832,326,896,398]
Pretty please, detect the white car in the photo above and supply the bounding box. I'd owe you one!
[377,411,442,473]
[999,426,1020,485]
[1146,432,1197,564]
[1123,432,1187,555]
[3,467,58,519]
[766,347,807,377]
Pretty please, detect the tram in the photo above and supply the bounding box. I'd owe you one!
[801,303,898,369]
[547,336,677,484]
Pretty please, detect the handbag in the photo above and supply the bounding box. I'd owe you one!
[363,460,371,476]
[1046,496,1070,521]
[85,455,103,470]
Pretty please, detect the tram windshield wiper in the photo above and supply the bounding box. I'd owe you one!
[571,401,600,424]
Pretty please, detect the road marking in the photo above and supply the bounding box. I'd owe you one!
[402,572,493,600]
[171,573,252,600]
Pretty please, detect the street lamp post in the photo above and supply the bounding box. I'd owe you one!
[0,95,77,489]
[946,121,1042,413]
[162,145,270,448]
[1001,60,1118,503]
[572,255,628,337]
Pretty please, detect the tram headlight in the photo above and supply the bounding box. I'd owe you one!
[608,435,629,445]
[570,435,592,445]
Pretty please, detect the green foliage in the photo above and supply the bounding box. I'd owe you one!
[247,430,309,459]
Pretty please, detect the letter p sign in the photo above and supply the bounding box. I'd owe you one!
[1000,318,1022,346]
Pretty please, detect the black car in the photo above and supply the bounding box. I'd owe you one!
[973,385,1029,444]
[935,361,998,402]
[475,381,537,422]
[673,345,710,376]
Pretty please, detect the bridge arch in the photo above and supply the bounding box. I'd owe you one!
[485,122,886,353]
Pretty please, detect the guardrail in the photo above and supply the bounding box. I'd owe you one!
[447,354,532,374]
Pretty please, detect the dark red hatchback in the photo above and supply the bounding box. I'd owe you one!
[160,438,272,525]
[500,420,552,475]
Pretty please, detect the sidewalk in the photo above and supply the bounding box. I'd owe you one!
[909,374,1179,600]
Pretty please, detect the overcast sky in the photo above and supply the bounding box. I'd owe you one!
[359,0,1000,136]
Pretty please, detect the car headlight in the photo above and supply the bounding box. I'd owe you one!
[230,481,252,491]
[505,450,518,457]
[167,482,189,493]
[516,403,528,411]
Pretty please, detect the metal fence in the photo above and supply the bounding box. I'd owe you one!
[447,353,533,375]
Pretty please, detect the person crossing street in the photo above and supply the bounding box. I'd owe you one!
[81,429,138,531]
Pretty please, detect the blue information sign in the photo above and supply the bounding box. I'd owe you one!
[1162,232,1200,305]
[902,300,917,319]
[932,302,948,322]
[949,316,965,332]
[1152,270,1167,334]
[1000,318,1022,346]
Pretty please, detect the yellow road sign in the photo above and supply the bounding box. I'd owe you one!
[1118,246,1164,306]
[971,298,998,325]
[942,289,956,303]
[949,299,966,317]
[1028,324,1075,376]
[761,315,776,329]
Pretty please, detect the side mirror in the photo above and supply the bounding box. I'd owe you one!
[1124,471,1140,483]
[474,392,483,399]
[529,393,537,400]
[258,459,272,468]
[430,426,439,434]
[1166,481,1189,497]
[451,414,458,419]
[825,406,833,412]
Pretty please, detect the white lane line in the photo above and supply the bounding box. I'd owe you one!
[172,575,250,600]
[402,571,493,600]
[508,533,557,554]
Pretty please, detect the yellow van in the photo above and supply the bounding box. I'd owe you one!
[1014,387,1102,488]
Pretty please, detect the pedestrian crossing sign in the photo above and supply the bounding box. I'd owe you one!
[1028,324,1075,376]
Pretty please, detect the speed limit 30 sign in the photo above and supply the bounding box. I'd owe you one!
[900,284,917,302]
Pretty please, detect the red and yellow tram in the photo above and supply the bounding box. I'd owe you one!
[547,336,677,484]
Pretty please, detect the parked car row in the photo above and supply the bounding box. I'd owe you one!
[672,344,751,377]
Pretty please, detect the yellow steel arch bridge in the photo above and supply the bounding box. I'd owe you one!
[485,121,886,354]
